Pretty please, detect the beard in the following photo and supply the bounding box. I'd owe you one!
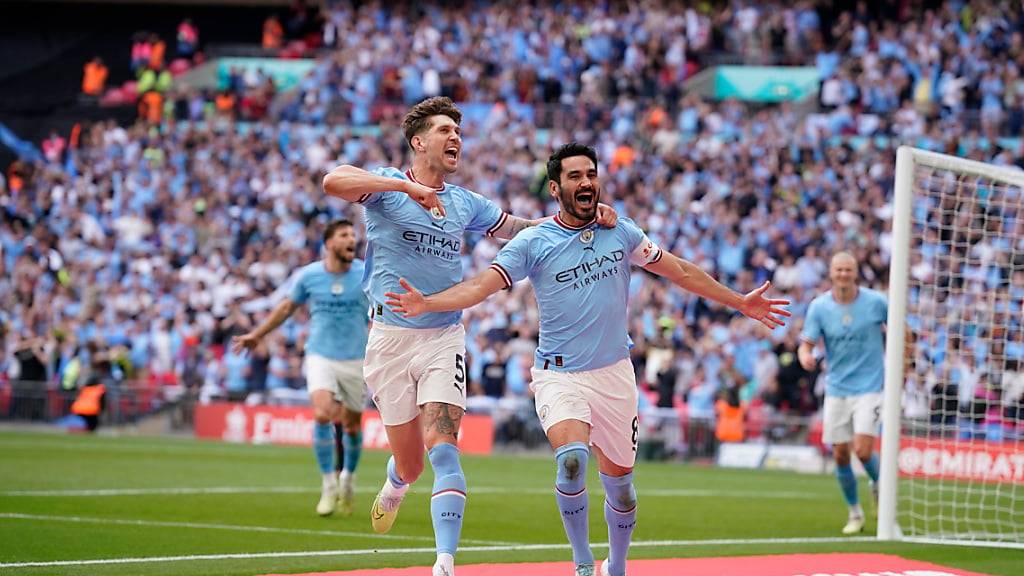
[332,247,355,263]
[561,186,600,222]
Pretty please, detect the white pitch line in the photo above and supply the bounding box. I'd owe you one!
[0,486,315,497]
[0,536,880,569]
[0,513,506,546]
[0,485,826,500]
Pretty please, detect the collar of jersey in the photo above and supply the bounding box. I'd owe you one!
[405,169,446,191]
[830,286,860,305]
[553,213,596,231]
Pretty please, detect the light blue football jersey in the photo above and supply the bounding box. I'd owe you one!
[492,215,663,372]
[289,259,369,361]
[800,287,888,397]
[360,167,506,329]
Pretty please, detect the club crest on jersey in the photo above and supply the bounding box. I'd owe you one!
[580,229,595,244]
[331,282,344,295]
[842,314,853,326]
[430,206,445,220]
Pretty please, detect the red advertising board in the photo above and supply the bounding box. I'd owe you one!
[194,403,493,455]
[898,436,1024,484]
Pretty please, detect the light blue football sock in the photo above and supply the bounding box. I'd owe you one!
[428,443,466,556]
[386,455,407,489]
[342,430,362,473]
[836,463,859,507]
[601,472,637,576]
[555,442,594,567]
[861,453,880,484]
[313,422,335,475]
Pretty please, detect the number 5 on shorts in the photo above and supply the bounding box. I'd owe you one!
[454,353,467,396]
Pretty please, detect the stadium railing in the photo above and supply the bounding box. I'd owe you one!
[0,379,178,427]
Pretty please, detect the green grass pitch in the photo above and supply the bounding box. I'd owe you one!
[0,430,1020,576]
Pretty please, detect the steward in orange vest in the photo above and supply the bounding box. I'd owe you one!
[71,378,106,432]
[715,390,745,444]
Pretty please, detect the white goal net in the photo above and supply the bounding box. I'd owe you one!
[879,147,1024,548]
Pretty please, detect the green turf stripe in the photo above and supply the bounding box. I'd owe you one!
[0,486,828,499]
[0,537,883,569]
[0,513,511,546]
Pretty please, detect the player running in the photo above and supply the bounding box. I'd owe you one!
[798,251,892,534]
[384,142,790,576]
[322,99,616,576]
[233,220,368,517]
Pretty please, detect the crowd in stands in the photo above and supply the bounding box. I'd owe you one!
[6,0,1023,442]
[82,20,202,120]
[285,0,1024,139]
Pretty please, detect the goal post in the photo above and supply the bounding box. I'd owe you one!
[879,146,1024,548]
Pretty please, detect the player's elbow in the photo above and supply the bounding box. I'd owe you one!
[322,166,359,200]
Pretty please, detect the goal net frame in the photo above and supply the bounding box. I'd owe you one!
[878,146,1024,549]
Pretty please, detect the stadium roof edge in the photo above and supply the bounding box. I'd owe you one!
[22,0,290,5]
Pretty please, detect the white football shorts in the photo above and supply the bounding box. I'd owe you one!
[822,391,883,444]
[363,322,468,426]
[530,358,639,468]
[303,355,367,412]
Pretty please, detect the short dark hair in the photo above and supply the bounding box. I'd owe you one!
[402,97,462,148]
[546,142,598,184]
[323,219,353,243]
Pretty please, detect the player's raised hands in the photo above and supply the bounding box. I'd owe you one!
[402,180,446,217]
[595,203,618,228]
[385,278,428,317]
[739,280,792,330]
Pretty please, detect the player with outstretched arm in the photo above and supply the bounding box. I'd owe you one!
[322,100,617,576]
[385,142,790,576]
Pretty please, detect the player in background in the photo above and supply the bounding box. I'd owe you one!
[233,220,368,517]
[798,251,895,534]
[322,98,616,576]
[384,142,790,576]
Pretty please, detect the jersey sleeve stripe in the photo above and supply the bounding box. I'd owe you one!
[489,263,513,289]
[486,212,509,237]
[650,248,663,263]
[356,193,371,204]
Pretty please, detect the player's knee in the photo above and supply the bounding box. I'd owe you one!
[616,485,638,512]
[312,407,333,425]
[855,446,873,463]
[601,472,637,513]
[428,442,461,472]
[555,442,589,492]
[428,443,465,487]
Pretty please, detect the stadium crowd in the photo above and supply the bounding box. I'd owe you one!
[2,0,1023,442]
